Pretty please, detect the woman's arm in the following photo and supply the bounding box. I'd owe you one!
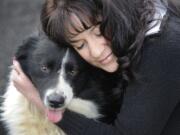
[57,33,180,135]
[58,68,180,135]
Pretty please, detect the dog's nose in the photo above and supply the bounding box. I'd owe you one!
[47,94,65,108]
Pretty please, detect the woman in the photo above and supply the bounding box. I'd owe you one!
[12,0,180,134]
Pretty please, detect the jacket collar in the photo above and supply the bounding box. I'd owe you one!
[146,0,167,36]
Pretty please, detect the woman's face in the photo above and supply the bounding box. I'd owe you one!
[67,15,119,72]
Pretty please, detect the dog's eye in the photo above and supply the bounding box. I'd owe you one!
[40,65,50,73]
[68,70,78,76]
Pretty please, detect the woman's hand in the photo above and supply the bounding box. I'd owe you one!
[12,59,45,113]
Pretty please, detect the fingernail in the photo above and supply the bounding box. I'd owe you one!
[13,59,17,65]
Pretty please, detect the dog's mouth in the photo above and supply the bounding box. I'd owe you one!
[45,108,65,123]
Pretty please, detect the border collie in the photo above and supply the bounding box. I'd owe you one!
[1,35,122,135]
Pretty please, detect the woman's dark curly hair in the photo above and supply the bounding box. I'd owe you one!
[41,0,156,83]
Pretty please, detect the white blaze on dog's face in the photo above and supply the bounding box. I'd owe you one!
[44,49,73,109]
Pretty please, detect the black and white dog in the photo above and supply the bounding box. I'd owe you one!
[1,35,122,135]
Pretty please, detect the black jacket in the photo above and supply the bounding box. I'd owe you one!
[58,8,180,135]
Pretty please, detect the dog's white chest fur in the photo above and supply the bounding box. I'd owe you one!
[1,81,64,135]
[1,73,100,135]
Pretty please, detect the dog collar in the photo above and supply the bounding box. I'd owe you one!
[146,0,167,36]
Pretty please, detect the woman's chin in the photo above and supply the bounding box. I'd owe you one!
[101,62,119,73]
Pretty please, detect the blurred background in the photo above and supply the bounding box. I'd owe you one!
[0,0,43,133]
[0,0,43,91]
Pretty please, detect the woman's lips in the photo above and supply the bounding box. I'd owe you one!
[99,52,113,65]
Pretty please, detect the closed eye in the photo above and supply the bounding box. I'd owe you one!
[95,32,102,37]
[76,43,85,50]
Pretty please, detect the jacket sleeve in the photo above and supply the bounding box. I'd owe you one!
[57,35,180,135]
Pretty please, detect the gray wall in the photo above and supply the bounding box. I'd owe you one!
[0,0,44,134]
[0,0,43,91]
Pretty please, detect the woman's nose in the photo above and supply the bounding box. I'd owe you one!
[88,38,105,59]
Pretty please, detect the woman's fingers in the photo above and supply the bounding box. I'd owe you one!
[11,67,21,82]
[12,59,27,80]
[11,59,46,112]
[12,59,30,93]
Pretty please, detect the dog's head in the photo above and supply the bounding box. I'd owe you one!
[15,35,92,118]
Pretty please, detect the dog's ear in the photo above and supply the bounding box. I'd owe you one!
[15,36,39,61]
[14,36,39,82]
